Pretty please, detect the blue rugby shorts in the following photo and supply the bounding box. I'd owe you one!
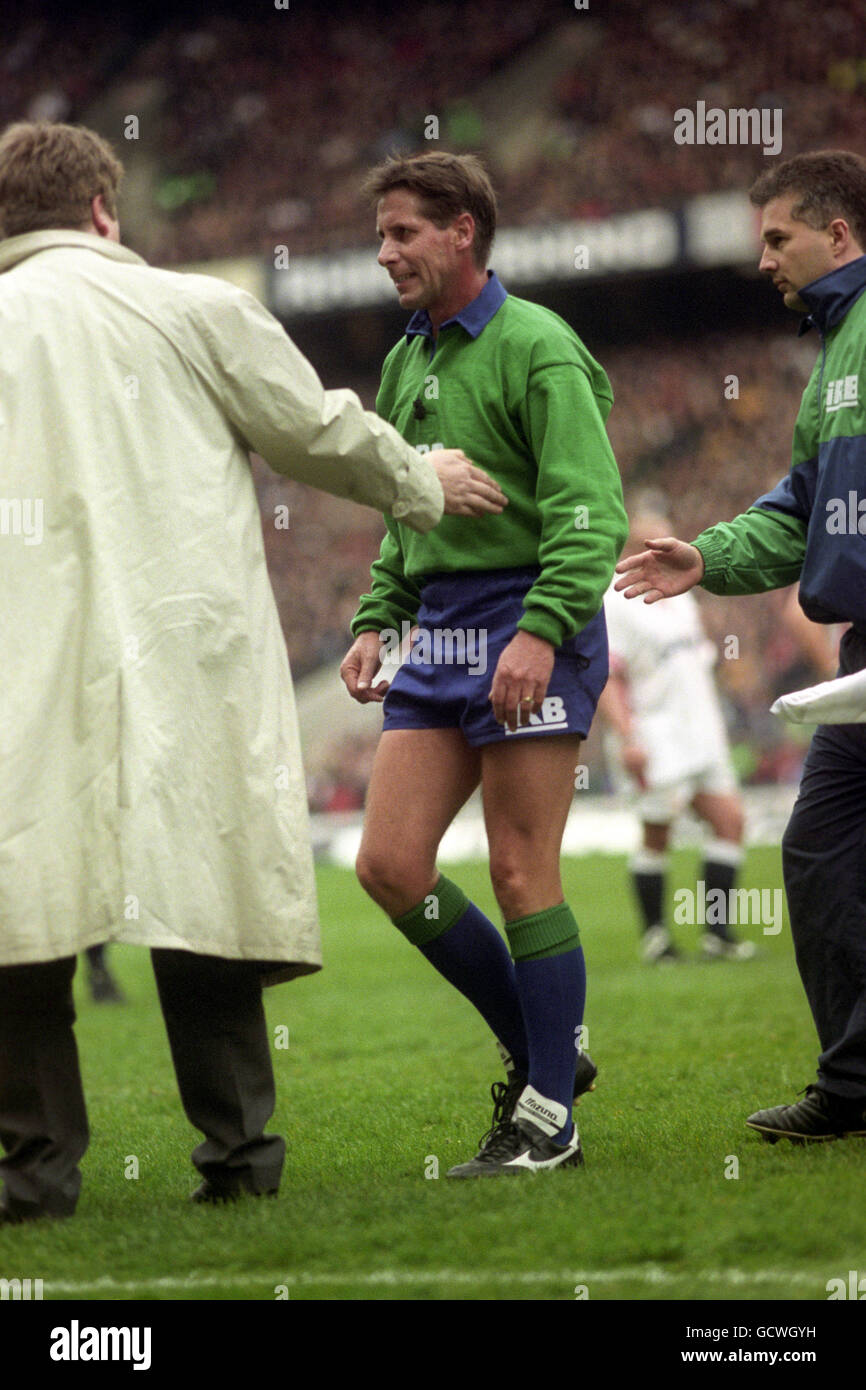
[381,567,609,747]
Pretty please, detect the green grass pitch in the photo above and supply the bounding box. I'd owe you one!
[1,848,863,1303]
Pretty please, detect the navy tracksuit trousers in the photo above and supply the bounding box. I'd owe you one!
[783,625,866,1099]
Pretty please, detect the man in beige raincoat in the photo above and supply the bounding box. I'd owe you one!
[0,121,506,1222]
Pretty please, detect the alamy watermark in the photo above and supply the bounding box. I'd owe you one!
[0,497,43,545]
[827,1269,866,1299]
[50,1321,151,1370]
[673,101,782,156]
[825,490,866,534]
[379,621,487,675]
[0,1276,43,1300]
[673,881,782,935]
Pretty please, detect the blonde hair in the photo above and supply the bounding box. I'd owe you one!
[0,121,123,238]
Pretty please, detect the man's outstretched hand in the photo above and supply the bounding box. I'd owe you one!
[614,537,705,603]
[427,449,508,517]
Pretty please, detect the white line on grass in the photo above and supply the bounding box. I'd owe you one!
[42,1266,822,1296]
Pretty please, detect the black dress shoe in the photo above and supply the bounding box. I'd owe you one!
[0,1199,68,1226]
[0,1206,32,1227]
[746,1084,866,1143]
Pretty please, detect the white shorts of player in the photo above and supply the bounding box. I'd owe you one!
[609,755,738,824]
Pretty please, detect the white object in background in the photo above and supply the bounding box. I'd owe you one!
[771,666,866,725]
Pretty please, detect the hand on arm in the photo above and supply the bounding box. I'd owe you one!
[427,449,508,517]
[199,288,491,530]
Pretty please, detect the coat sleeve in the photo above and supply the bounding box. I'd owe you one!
[186,280,444,533]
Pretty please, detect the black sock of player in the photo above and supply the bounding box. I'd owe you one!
[702,842,741,941]
[86,943,105,971]
[629,850,667,933]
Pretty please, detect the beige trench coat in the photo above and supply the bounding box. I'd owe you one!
[0,230,443,982]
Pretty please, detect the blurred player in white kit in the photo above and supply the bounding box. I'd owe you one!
[600,495,755,963]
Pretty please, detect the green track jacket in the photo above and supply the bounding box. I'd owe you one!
[694,254,866,626]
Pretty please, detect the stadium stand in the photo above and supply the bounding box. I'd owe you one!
[6,1,864,262]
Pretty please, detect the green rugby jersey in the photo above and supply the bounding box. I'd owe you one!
[351,274,627,648]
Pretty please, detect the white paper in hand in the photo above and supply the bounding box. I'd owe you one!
[771,666,866,725]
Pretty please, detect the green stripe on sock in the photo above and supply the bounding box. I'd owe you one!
[505,903,580,961]
[392,875,469,947]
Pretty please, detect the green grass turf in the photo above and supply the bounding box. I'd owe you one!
[1,848,863,1302]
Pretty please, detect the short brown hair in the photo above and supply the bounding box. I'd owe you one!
[362,151,497,268]
[0,121,123,239]
[750,150,866,250]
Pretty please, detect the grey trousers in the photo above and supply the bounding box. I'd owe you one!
[0,949,284,1218]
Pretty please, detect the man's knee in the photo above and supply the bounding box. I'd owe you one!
[355,844,433,914]
[643,821,670,854]
[355,845,394,901]
[694,792,744,844]
[489,846,547,918]
[716,806,745,843]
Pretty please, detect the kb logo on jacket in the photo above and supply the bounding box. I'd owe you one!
[825,374,859,412]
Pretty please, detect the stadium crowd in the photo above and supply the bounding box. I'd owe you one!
[4,0,865,263]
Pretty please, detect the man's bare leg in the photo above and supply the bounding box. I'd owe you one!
[356,728,530,1074]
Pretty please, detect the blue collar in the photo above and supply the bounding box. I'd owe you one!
[405,270,507,342]
[797,253,866,336]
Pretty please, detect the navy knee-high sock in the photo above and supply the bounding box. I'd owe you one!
[393,877,529,1074]
[507,905,586,1144]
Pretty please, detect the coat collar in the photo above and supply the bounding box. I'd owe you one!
[797,253,866,336]
[0,228,147,275]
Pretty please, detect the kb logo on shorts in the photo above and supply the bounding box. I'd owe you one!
[505,696,569,735]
